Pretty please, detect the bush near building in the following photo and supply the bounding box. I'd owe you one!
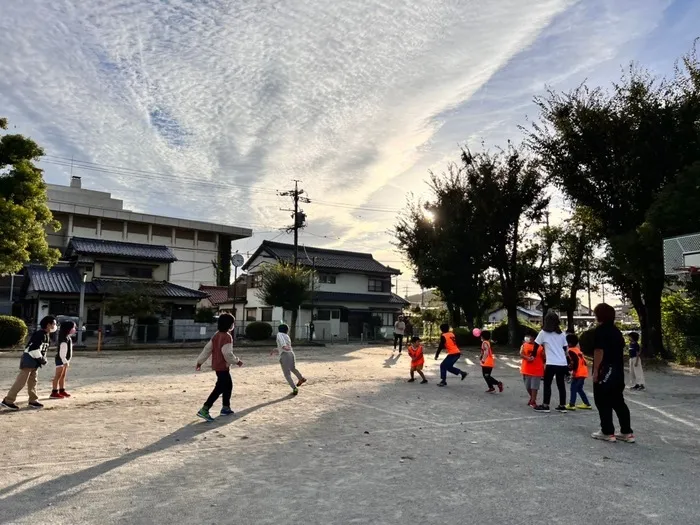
[245,321,273,341]
[0,316,28,348]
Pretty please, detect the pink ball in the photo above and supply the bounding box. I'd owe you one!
[472,328,482,338]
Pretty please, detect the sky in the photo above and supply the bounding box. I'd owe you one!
[1,0,699,301]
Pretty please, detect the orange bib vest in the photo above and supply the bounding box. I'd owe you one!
[409,344,425,367]
[572,347,588,379]
[521,342,545,377]
[443,332,460,355]
[481,341,494,367]
[520,342,535,374]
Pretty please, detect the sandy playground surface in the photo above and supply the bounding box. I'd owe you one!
[1,344,700,524]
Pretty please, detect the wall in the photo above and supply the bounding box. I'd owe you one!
[316,271,391,295]
[92,260,169,281]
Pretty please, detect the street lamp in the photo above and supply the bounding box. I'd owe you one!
[77,272,86,347]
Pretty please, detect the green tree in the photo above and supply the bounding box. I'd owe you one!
[105,291,162,345]
[0,118,60,273]
[527,46,700,357]
[256,262,313,341]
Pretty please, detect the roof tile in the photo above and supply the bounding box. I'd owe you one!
[68,237,177,262]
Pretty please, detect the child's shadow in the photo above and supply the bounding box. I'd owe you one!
[383,354,401,368]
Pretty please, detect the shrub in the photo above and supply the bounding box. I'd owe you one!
[453,327,481,347]
[661,291,700,364]
[578,329,596,356]
[195,308,216,323]
[491,320,540,346]
[245,321,273,341]
[0,316,28,349]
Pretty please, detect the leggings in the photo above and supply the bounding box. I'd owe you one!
[481,367,500,388]
[543,365,568,406]
[204,370,232,409]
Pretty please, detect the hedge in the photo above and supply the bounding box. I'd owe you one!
[0,316,28,349]
[491,320,540,346]
[453,327,481,347]
[245,321,273,341]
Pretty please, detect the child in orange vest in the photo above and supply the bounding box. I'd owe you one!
[520,332,545,408]
[566,334,592,410]
[480,330,503,393]
[407,336,428,384]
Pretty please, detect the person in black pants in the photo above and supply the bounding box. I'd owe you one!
[533,312,569,413]
[591,303,634,443]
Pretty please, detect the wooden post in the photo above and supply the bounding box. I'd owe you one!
[97,328,102,352]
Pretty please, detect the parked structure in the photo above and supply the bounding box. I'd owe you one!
[241,241,408,340]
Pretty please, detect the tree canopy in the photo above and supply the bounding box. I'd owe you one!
[0,118,60,274]
[256,262,313,340]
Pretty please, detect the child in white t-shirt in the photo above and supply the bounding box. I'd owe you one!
[270,324,307,395]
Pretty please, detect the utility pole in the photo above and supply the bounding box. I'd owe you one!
[545,209,553,288]
[309,256,316,342]
[279,180,310,267]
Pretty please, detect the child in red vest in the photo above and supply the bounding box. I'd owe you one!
[195,313,243,422]
[481,330,503,393]
[520,332,545,408]
[407,336,428,384]
[566,333,592,410]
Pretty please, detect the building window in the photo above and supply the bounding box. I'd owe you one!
[317,309,331,321]
[249,273,263,288]
[101,264,153,279]
[331,310,340,319]
[368,278,388,292]
[319,274,336,284]
[246,308,257,321]
[261,308,273,322]
[376,312,395,326]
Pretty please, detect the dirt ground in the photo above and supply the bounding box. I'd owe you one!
[1,344,700,525]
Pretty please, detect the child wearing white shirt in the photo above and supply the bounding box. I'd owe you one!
[271,324,307,395]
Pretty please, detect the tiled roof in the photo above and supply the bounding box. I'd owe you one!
[199,285,231,305]
[310,291,409,305]
[68,238,177,262]
[242,240,400,275]
[25,266,206,299]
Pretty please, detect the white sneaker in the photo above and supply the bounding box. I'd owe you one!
[615,433,636,443]
[591,430,616,442]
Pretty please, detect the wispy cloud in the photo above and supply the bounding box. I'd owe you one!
[0,0,694,294]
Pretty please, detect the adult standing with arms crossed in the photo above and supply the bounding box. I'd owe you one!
[591,303,635,443]
[393,316,406,353]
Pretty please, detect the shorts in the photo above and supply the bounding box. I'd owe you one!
[410,364,424,372]
[523,375,541,390]
[55,357,70,367]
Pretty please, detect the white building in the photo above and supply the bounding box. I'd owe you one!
[241,241,408,340]
[45,176,251,289]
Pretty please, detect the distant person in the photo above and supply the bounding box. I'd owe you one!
[393,317,406,353]
[403,318,414,346]
[591,303,634,443]
[50,321,76,399]
[407,336,428,384]
[434,323,468,387]
[628,332,645,391]
[1,315,56,411]
[480,330,503,393]
[195,313,242,422]
[566,334,592,410]
[271,323,307,395]
[520,331,544,408]
[533,312,569,413]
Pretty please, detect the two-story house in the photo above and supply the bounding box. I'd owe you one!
[18,237,208,337]
[241,241,408,340]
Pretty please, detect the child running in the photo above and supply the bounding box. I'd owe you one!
[271,324,307,395]
[50,321,76,399]
[195,313,242,422]
[628,332,645,391]
[407,336,428,384]
[434,323,468,387]
[566,334,592,410]
[480,330,503,393]
[520,331,544,407]
[2,315,56,410]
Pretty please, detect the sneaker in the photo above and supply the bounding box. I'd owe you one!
[1,399,19,411]
[485,387,496,393]
[528,400,537,408]
[534,405,550,413]
[565,404,577,411]
[591,430,616,442]
[407,378,416,383]
[437,381,447,387]
[460,371,468,381]
[50,391,63,399]
[59,390,71,398]
[420,379,428,384]
[292,388,299,396]
[296,378,307,387]
[576,403,593,410]
[615,433,636,443]
[631,385,640,391]
[197,408,215,422]
[497,382,504,393]
[28,401,44,409]
[220,407,235,416]
[555,405,569,413]
[638,385,645,391]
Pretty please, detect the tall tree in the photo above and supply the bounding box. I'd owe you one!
[257,262,313,341]
[0,118,60,273]
[462,145,548,346]
[527,47,700,357]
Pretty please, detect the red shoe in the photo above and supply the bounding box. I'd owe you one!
[59,391,71,398]
[50,391,62,399]
[486,388,496,393]
[528,400,536,408]
[498,382,504,393]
